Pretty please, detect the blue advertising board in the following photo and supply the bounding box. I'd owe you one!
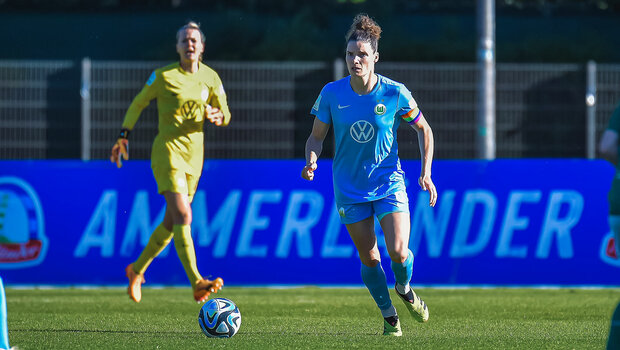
[0,159,617,286]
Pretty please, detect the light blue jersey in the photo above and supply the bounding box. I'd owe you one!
[310,74,421,205]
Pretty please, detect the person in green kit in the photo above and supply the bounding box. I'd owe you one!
[600,102,620,350]
[110,21,230,303]
[599,102,620,259]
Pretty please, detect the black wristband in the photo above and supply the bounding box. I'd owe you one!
[119,128,130,139]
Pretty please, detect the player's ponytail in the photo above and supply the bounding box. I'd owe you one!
[345,14,382,52]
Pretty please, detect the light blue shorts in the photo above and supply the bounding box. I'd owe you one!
[337,190,409,225]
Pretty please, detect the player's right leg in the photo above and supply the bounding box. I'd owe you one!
[378,197,429,323]
[126,214,174,302]
[345,213,401,336]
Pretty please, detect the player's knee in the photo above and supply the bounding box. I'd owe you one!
[171,208,192,225]
[388,249,408,264]
[162,216,174,231]
[360,257,381,268]
[179,211,192,225]
[359,250,381,267]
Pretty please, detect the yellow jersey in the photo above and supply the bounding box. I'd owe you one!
[121,62,231,176]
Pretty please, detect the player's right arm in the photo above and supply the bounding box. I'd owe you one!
[302,87,332,181]
[110,70,159,168]
[302,117,330,181]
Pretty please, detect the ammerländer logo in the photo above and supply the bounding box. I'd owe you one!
[0,177,48,269]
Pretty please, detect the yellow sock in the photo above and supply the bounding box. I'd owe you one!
[133,224,173,275]
[172,224,202,287]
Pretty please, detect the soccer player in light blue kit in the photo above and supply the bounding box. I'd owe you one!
[301,14,437,336]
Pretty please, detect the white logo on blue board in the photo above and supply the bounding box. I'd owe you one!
[350,120,375,143]
[0,177,48,269]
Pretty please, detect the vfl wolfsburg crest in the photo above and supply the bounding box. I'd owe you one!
[374,103,386,115]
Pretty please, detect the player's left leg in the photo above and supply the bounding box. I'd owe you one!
[185,175,224,302]
[163,190,200,279]
[166,173,223,302]
[377,192,429,323]
[346,214,401,336]
[172,220,222,302]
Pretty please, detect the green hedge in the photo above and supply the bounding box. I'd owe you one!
[1,9,619,62]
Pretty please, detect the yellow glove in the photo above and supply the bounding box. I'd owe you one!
[110,129,130,168]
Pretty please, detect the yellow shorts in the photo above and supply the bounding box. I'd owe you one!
[152,166,200,200]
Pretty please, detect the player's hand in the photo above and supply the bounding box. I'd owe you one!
[205,105,224,126]
[418,174,437,207]
[110,138,129,168]
[301,162,317,181]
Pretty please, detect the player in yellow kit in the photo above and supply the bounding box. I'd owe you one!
[110,21,230,303]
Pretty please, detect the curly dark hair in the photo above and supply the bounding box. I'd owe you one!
[345,14,382,52]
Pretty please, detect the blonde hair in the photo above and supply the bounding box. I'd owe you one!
[176,21,206,45]
[345,14,382,52]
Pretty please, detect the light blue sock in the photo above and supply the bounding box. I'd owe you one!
[361,263,392,311]
[391,249,414,286]
[0,277,9,350]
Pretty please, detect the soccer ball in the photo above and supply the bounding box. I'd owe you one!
[198,298,241,338]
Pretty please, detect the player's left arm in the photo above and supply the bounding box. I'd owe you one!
[398,85,437,206]
[410,114,437,207]
[206,74,231,127]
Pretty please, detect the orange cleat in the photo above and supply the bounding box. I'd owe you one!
[125,264,145,303]
[193,277,224,303]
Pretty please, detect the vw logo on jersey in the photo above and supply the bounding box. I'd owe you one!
[181,100,200,120]
[350,120,375,143]
[374,103,387,115]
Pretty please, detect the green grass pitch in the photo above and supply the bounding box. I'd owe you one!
[6,287,619,349]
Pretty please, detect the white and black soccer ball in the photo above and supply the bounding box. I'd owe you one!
[198,298,241,338]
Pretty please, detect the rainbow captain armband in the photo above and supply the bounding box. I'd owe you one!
[401,107,422,125]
